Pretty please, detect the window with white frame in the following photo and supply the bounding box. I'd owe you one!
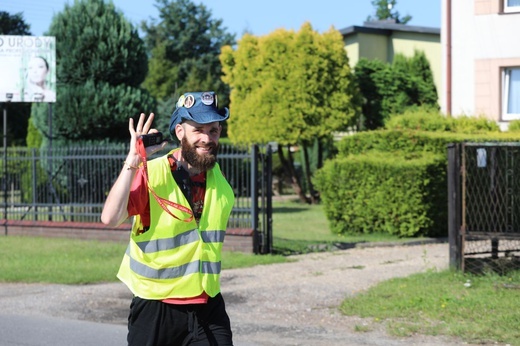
[504,0,520,13]
[503,67,520,120]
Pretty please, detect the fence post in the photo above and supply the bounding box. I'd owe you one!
[264,145,273,254]
[448,143,462,270]
[3,105,7,236]
[251,145,259,254]
[31,148,38,220]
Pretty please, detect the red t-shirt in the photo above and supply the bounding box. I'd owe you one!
[127,154,208,304]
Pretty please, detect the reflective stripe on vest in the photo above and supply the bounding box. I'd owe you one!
[126,246,222,279]
[117,149,234,300]
[135,229,226,253]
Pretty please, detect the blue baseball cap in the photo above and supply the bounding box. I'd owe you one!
[169,91,229,137]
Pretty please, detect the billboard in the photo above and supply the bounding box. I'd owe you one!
[0,35,56,103]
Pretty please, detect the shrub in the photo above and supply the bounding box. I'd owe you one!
[354,51,438,131]
[385,106,452,132]
[385,108,500,134]
[313,152,447,237]
[336,129,520,159]
[507,120,520,132]
[317,129,520,238]
[452,115,500,133]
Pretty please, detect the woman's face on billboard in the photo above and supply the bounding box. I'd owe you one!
[27,57,48,85]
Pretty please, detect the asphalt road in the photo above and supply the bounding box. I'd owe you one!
[0,314,127,346]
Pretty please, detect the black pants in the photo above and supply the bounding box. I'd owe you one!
[127,293,233,346]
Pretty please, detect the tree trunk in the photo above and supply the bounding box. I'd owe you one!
[302,143,319,204]
[317,138,323,170]
[278,145,310,204]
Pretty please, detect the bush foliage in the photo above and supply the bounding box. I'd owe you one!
[507,119,520,132]
[385,108,501,133]
[315,107,520,238]
[354,51,438,131]
[314,152,447,237]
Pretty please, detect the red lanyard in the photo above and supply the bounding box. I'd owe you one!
[137,138,194,223]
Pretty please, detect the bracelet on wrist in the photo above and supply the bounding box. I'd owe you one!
[124,161,139,170]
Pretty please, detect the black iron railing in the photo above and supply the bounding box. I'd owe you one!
[0,143,272,254]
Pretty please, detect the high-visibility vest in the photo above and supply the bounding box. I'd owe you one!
[117,151,235,300]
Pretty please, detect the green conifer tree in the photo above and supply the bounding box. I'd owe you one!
[366,0,412,24]
[30,0,156,145]
[354,52,438,130]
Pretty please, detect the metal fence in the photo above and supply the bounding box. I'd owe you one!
[448,143,520,273]
[0,143,273,254]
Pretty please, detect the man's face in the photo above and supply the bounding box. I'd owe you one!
[179,121,221,172]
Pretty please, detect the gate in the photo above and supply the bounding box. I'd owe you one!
[448,143,520,273]
[216,144,273,254]
[0,144,272,254]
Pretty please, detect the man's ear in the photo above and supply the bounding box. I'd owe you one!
[175,123,184,141]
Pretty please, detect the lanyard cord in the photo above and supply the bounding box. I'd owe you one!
[137,138,194,223]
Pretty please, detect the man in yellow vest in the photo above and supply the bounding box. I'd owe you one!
[101,91,235,345]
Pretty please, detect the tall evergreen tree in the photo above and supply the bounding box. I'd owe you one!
[0,11,30,34]
[0,11,32,146]
[353,58,387,130]
[30,0,156,145]
[221,23,362,203]
[141,0,235,123]
[407,50,438,105]
[366,0,412,24]
[354,51,438,130]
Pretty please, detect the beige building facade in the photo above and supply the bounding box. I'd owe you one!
[442,0,520,129]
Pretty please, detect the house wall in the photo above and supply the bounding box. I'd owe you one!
[344,33,388,67]
[443,0,520,125]
[344,36,360,67]
[475,58,520,119]
[358,33,389,63]
[474,0,501,14]
[442,0,476,117]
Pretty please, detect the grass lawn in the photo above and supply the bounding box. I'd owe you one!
[271,197,428,254]
[0,197,424,283]
[341,269,520,345]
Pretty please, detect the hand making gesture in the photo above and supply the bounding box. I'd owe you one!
[101,112,167,227]
[124,113,168,170]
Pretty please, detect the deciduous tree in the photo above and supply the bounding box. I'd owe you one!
[221,23,361,203]
[141,0,235,120]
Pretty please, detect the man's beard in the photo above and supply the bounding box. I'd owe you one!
[181,137,218,172]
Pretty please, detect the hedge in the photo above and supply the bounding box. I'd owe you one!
[313,151,447,237]
[315,129,520,238]
[336,129,520,157]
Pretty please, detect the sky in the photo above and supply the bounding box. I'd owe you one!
[3,0,441,38]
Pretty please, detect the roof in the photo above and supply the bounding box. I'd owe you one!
[339,21,440,37]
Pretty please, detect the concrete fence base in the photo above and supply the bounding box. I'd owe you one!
[1,220,255,253]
